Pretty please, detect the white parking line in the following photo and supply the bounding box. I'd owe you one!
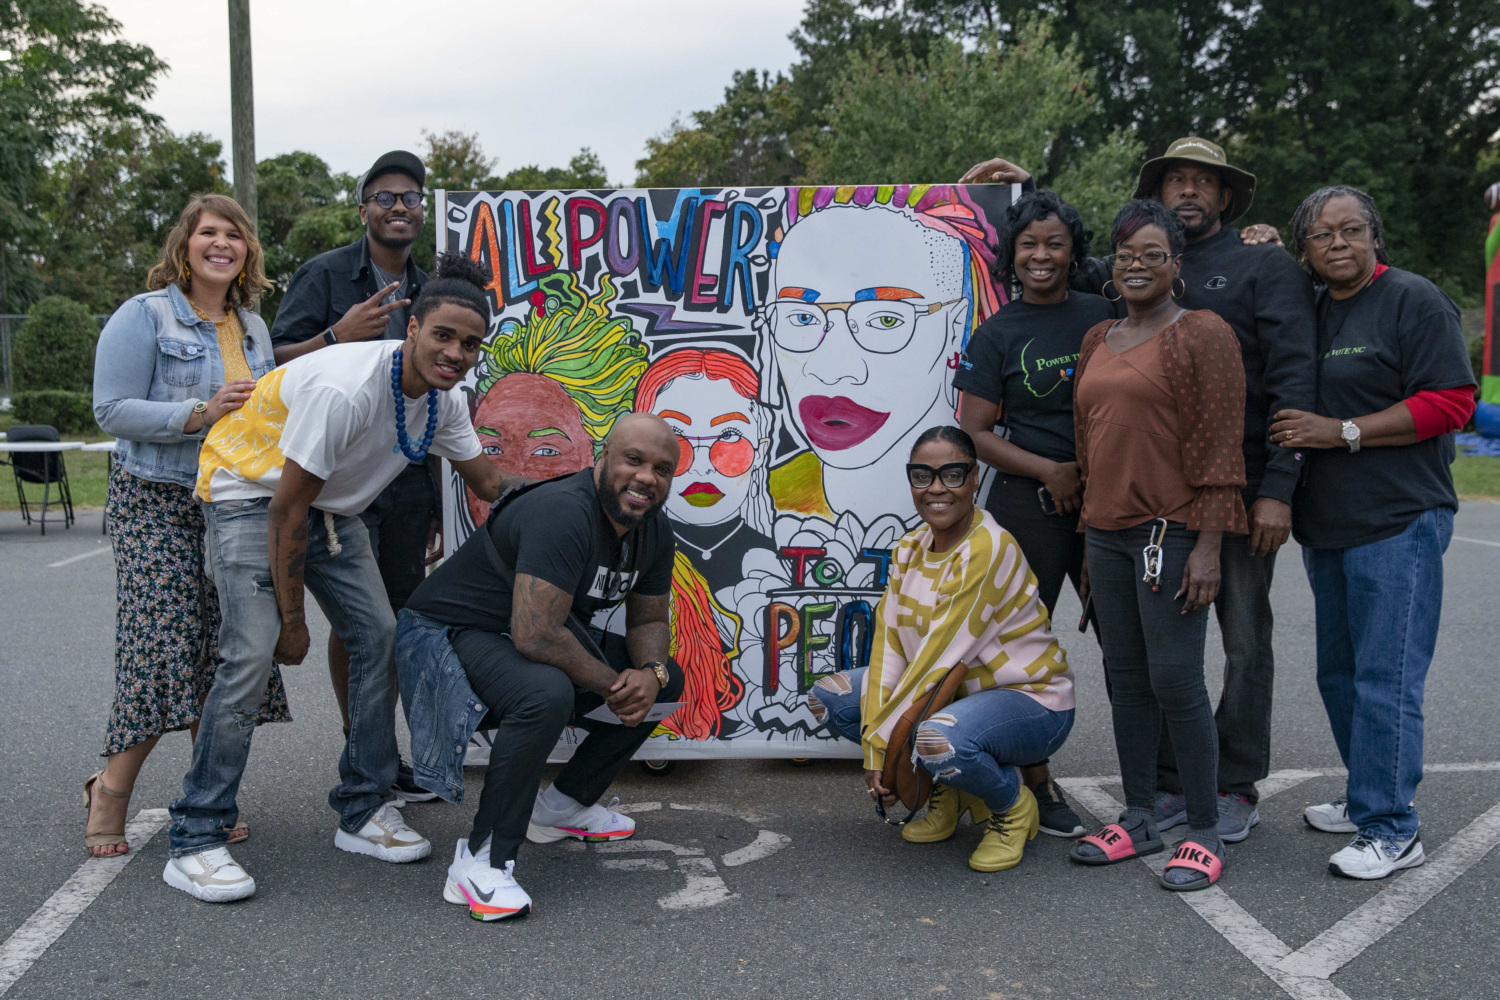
[0,808,167,998]
[1061,764,1500,1000]
[1452,535,1500,549]
[45,547,112,569]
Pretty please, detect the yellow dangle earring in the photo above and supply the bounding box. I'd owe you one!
[184,261,191,282]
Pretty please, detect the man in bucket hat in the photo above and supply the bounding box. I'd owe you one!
[961,137,1318,846]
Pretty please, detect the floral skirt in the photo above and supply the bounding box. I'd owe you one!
[103,464,290,755]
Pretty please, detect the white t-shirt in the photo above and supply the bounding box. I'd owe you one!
[197,340,480,516]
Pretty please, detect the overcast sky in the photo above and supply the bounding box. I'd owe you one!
[100,0,806,185]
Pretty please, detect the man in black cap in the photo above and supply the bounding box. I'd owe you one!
[961,138,1317,845]
[270,149,440,804]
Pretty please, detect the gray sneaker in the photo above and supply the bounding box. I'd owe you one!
[1152,791,1187,831]
[1215,792,1260,843]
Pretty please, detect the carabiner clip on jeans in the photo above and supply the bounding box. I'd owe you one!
[1142,517,1169,593]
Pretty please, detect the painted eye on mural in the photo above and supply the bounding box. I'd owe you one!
[786,310,821,327]
[482,445,502,456]
[531,445,562,457]
[863,312,906,330]
[717,428,744,444]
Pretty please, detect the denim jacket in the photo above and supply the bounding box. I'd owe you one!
[92,285,275,488]
[395,609,491,804]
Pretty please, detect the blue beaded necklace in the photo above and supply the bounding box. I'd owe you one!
[391,348,438,461]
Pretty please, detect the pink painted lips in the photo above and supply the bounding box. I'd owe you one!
[798,395,890,451]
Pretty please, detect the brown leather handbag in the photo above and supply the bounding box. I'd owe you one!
[876,663,970,825]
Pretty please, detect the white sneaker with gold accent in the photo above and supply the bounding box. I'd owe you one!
[334,802,432,863]
[162,847,256,902]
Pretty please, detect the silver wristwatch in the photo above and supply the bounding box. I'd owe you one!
[1340,419,1361,453]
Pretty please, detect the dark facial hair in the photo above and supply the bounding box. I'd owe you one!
[371,223,417,251]
[598,463,665,530]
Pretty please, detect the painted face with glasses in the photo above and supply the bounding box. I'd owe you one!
[360,171,425,251]
[654,373,765,528]
[906,437,978,543]
[767,207,972,475]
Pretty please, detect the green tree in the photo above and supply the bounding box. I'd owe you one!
[0,0,165,312]
[34,128,227,312]
[635,71,800,187]
[13,294,97,392]
[495,149,609,190]
[422,129,496,191]
[806,19,1140,244]
[256,151,354,321]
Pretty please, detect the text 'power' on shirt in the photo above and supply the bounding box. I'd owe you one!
[195,339,480,516]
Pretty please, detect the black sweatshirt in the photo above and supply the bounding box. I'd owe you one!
[1066,227,1317,507]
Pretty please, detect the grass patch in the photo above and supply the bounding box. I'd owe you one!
[1454,456,1500,501]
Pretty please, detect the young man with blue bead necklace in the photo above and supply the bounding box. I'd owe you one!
[163,255,514,903]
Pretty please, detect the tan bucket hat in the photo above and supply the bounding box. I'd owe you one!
[1134,136,1257,224]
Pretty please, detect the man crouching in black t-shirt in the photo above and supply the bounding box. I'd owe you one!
[397,413,684,920]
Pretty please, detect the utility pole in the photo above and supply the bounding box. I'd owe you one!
[228,0,256,231]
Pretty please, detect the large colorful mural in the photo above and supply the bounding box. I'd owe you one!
[439,183,1017,758]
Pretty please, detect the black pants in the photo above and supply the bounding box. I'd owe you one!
[987,472,1088,769]
[1157,533,1277,802]
[359,462,437,611]
[985,473,1084,616]
[450,627,684,864]
[1086,522,1219,832]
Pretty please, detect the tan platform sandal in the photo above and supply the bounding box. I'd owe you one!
[227,818,250,844]
[83,770,130,857]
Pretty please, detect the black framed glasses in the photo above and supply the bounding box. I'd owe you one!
[906,462,972,489]
[365,190,425,210]
[1105,250,1176,269]
[1304,223,1369,248]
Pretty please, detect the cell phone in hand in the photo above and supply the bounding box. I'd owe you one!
[1037,485,1058,516]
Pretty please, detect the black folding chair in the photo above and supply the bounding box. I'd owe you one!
[8,424,75,534]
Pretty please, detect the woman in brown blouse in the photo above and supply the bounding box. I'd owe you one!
[1065,199,1246,892]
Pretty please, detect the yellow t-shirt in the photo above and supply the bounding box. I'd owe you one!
[190,302,252,381]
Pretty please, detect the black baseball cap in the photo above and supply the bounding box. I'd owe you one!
[356,150,425,203]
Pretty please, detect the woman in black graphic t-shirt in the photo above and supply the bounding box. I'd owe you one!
[1271,186,1476,882]
[952,189,1112,840]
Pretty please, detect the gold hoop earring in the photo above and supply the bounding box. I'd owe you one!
[1102,280,1122,302]
[1172,277,1186,299]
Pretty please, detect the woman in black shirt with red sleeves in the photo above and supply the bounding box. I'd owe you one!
[1272,185,1475,881]
[953,189,1113,839]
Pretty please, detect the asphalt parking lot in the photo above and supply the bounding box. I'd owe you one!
[2,503,1498,1000]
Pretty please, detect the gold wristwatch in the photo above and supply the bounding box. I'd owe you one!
[642,661,669,689]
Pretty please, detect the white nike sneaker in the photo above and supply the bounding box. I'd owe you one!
[1304,797,1358,834]
[443,838,531,921]
[1329,832,1424,880]
[162,847,256,903]
[527,795,636,844]
[334,802,432,863]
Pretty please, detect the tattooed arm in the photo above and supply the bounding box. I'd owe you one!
[450,454,525,504]
[509,573,620,697]
[623,591,671,669]
[267,459,326,665]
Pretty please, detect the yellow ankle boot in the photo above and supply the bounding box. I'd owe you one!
[903,784,991,843]
[968,784,1040,871]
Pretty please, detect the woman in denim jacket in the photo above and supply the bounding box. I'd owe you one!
[84,194,291,856]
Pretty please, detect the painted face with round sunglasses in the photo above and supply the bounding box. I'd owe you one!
[653,374,765,527]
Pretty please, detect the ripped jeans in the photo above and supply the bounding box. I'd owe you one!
[809,667,1074,813]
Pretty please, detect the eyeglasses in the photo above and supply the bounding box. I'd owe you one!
[1304,223,1369,248]
[672,428,757,478]
[364,190,425,210]
[906,462,973,489]
[769,298,964,354]
[1105,250,1177,270]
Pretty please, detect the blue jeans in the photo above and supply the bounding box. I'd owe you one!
[1302,507,1452,840]
[810,667,1074,813]
[168,498,398,856]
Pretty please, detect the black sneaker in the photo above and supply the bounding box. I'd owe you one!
[1031,779,1085,838]
[392,757,438,806]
